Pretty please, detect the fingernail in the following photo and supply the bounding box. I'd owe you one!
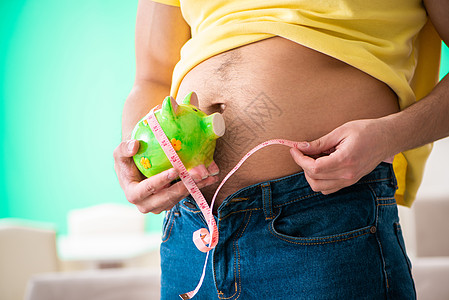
[297,142,309,148]
[197,165,209,179]
[191,173,202,182]
[127,140,136,152]
[167,169,178,180]
[208,162,219,176]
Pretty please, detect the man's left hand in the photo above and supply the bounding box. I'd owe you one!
[290,119,393,194]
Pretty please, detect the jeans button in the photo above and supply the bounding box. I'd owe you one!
[370,226,377,234]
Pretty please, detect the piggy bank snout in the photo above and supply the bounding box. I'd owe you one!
[210,113,225,137]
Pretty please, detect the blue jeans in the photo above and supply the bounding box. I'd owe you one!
[160,163,415,299]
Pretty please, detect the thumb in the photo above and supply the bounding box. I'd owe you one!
[296,131,340,156]
[113,140,140,162]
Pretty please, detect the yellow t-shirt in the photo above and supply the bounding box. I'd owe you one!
[152,0,442,206]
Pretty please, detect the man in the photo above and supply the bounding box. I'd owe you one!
[114,0,449,298]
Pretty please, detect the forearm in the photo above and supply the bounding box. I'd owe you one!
[121,0,189,141]
[122,79,171,140]
[383,73,449,156]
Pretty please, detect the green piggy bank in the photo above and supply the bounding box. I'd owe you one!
[132,92,226,177]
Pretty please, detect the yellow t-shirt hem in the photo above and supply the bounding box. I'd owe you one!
[150,0,180,7]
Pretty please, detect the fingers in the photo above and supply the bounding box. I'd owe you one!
[114,140,146,190]
[113,140,141,181]
[290,147,317,172]
[292,119,389,194]
[114,138,222,214]
[134,166,220,214]
[113,140,139,161]
[128,168,179,203]
[290,147,358,194]
[303,172,353,195]
[152,175,218,212]
[207,161,220,176]
[290,148,342,178]
[296,129,341,156]
[292,126,348,176]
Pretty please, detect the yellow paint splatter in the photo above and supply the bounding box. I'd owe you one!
[171,138,182,151]
[140,157,151,169]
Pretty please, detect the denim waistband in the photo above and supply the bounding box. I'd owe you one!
[204,162,397,218]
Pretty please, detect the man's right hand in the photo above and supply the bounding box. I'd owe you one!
[113,139,220,214]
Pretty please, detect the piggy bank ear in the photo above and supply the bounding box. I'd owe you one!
[161,96,178,119]
[182,92,199,107]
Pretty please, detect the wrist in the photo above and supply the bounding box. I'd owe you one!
[369,116,403,160]
[378,101,434,157]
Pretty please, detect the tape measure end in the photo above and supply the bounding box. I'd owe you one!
[179,293,191,299]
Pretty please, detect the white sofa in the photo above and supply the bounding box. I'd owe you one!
[25,268,161,300]
[0,220,59,300]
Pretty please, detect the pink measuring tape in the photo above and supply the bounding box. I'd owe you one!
[146,107,299,299]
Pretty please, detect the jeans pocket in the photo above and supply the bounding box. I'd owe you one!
[269,184,377,245]
[162,209,175,243]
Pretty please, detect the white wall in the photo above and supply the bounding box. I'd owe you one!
[399,137,449,257]
[417,137,449,199]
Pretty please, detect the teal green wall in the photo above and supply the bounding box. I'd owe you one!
[441,42,449,81]
[1,1,449,234]
[0,0,164,233]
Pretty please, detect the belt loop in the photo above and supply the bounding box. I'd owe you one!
[261,183,273,220]
[389,164,398,189]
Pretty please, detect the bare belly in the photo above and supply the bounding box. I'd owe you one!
[176,37,399,208]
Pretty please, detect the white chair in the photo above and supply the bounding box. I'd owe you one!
[58,203,160,270]
[67,203,146,237]
[0,219,59,300]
